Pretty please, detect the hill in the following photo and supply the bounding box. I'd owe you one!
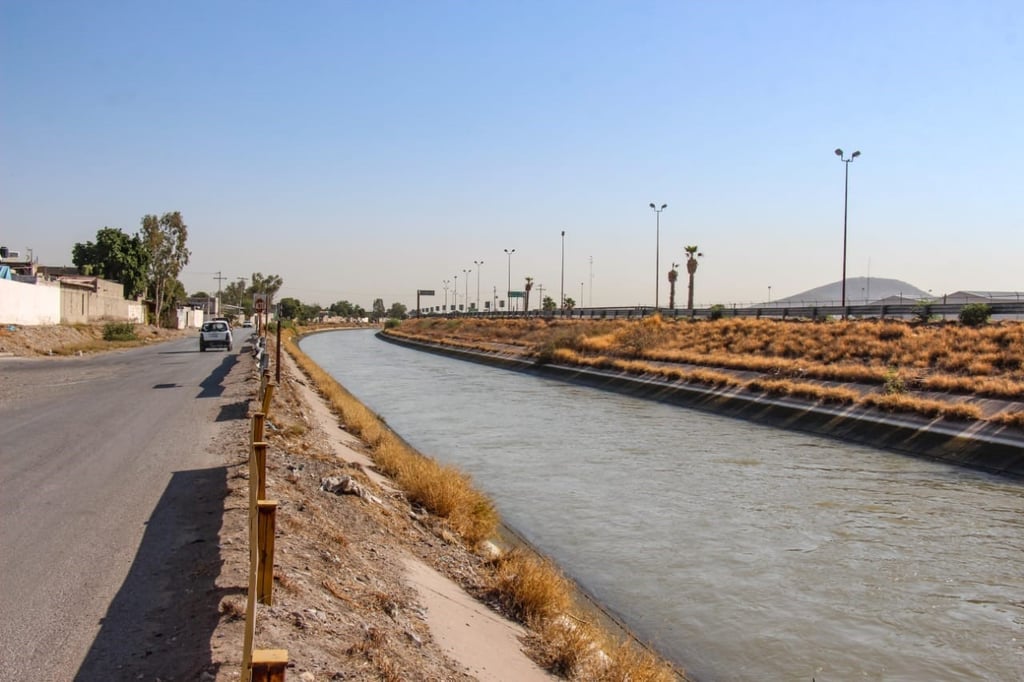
[774,277,930,306]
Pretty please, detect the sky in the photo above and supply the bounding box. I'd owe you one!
[2,1,1022,311]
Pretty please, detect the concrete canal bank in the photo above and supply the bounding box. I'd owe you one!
[378,331,1024,479]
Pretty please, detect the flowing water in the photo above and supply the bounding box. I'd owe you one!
[302,329,1024,681]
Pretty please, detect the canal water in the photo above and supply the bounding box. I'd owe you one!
[301,329,1024,681]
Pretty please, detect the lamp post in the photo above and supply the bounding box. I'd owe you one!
[473,260,484,312]
[504,248,515,312]
[453,273,458,312]
[835,148,861,310]
[649,203,667,309]
[560,230,565,309]
[768,285,772,305]
[580,281,584,306]
[462,268,471,311]
[442,279,450,312]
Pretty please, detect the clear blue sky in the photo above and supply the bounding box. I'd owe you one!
[3,1,1022,310]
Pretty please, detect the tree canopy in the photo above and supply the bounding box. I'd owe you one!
[141,212,191,325]
[71,227,149,299]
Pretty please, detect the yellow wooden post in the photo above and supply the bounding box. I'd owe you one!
[257,500,278,605]
[261,382,275,417]
[252,412,265,445]
[251,649,288,681]
[242,441,261,681]
[252,442,268,500]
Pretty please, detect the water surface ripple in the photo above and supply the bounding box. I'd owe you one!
[302,330,1024,681]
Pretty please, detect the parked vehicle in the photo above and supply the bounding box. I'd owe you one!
[199,321,233,352]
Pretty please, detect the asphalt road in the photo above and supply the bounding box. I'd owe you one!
[0,336,247,681]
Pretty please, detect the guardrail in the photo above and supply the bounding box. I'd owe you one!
[418,300,1024,321]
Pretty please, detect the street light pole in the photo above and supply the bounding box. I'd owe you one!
[834,148,861,310]
[504,248,515,312]
[649,203,667,309]
[453,274,458,312]
[462,268,471,311]
[473,260,484,312]
[560,230,565,309]
[443,279,450,312]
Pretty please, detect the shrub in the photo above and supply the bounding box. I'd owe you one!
[959,303,992,327]
[910,300,934,324]
[102,322,137,341]
[708,304,726,320]
[383,318,401,329]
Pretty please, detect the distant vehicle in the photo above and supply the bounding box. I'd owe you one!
[242,320,253,328]
[213,317,231,326]
[199,321,233,352]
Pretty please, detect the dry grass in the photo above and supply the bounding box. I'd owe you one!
[389,316,1024,429]
[285,326,683,681]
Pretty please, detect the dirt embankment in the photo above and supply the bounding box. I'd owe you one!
[0,322,191,356]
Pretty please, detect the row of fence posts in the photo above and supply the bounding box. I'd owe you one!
[240,362,288,681]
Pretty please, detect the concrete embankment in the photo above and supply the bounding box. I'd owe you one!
[378,331,1024,479]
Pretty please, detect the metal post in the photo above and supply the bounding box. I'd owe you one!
[649,203,667,308]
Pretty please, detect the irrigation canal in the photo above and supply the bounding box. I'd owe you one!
[302,329,1024,681]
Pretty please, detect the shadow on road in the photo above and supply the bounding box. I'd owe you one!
[216,401,250,422]
[198,354,239,398]
[74,465,235,681]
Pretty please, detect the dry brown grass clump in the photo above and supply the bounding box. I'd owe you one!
[389,317,1024,429]
[286,325,684,681]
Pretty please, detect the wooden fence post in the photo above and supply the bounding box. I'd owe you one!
[252,442,268,500]
[261,382,276,417]
[251,649,288,681]
[252,412,265,444]
[257,500,278,605]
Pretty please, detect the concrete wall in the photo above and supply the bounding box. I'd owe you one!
[0,278,61,325]
[60,284,143,324]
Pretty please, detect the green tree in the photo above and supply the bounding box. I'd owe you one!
[386,302,408,319]
[542,295,556,312]
[330,300,357,317]
[278,296,303,320]
[222,279,252,317]
[141,212,191,326]
[247,272,283,303]
[371,298,386,321]
[564,296,576,311]
[71,227,150,299]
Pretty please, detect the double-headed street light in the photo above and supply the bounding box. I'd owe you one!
[473,260,484,312]
[504,248,515,312]
[649,203,667,308]
[462,268,472,311]
[835,148,861,309]
[442,279,450,312]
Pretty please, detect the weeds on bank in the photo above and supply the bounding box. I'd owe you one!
[392,316,1024,426]
[284,327,682,681]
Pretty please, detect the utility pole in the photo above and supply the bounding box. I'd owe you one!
[589,256,593,307]
[213,271,227,315]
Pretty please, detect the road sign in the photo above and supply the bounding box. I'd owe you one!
[509,291,525,298]
[254,295,267,313]
[418,289,436,296]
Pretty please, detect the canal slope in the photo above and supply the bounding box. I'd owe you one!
[378,331,1024,478]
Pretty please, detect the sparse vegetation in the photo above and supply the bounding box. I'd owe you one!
[959,303,992,327]
[283,326,682,680]
[384,315,1024,428]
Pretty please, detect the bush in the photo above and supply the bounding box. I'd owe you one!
[383,318,401,329]
[959,303,992,327]
[911,301,934,324]
[102,322,137,341]
[708,304,726,320]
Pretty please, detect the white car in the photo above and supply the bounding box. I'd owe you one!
[199,321,233,352]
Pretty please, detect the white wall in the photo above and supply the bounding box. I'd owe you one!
[0,278,61,325]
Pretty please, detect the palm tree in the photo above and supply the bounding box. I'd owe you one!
[685,246,703,311]
[524,276,534,313]
[564,296,576,312]
[668,262,680,310]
